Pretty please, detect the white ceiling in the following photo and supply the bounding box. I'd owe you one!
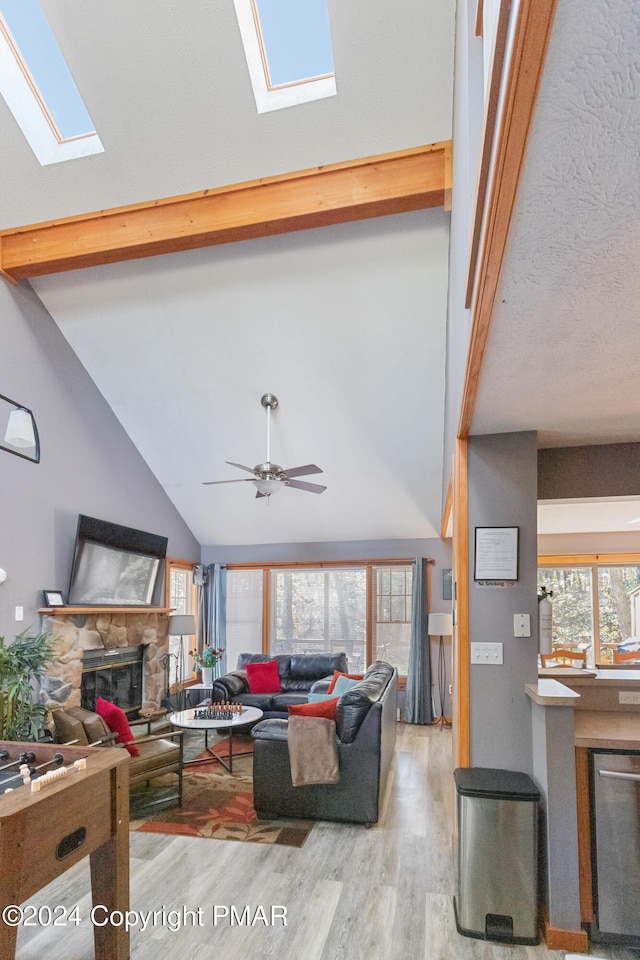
[0,0,454,228]
[32,211,451,546]
[7,0,638,549]
[472,0,640,448]
[0,0,455,548]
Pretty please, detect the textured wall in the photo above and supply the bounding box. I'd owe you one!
[0,282,200,637]
[538,443,640,500]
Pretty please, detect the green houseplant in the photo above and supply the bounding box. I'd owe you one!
[0,629,52,740]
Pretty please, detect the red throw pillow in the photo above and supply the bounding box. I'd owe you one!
[95,697,140,757]
[246,660,282,694]
[326,671,364,694]
[289,697,339,720]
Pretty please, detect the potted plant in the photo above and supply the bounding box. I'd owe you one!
[189,645,224,686]
[0,629,52,740]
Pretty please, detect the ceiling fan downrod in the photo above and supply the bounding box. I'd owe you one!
[261,393,278,469]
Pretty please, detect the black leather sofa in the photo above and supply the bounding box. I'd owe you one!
[251,661,397,825]
[209,652,349,720]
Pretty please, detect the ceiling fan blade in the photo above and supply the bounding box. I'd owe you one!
[286,479,327,494]
[202,478,254,485]
[225,461,256,475]
[282,463,323,479]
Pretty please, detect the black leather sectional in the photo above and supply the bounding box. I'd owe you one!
[252,661,397,825]
[210,651,349,719]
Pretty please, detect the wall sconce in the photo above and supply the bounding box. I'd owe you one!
[0,393,40,463]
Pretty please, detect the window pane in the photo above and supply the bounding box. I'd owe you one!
[169,568,194,682]
[270,569,366,671]
[597,566,640,664]
[372,564,413,675]
[226,570,263,670]
[537,567,593,657]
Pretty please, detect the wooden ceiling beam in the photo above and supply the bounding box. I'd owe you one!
[0,141,450,281]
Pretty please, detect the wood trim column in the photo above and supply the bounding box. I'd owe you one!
[458,0,559,437]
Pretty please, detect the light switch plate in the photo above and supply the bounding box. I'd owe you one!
[513,614,531,637]
[15,606,23,622]
[471,642,503,665]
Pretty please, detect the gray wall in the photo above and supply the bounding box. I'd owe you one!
[467,432,539,773]
[0,282,200,637]
[538,443,640,500]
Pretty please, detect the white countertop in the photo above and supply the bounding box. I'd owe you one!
[526,679,581,706]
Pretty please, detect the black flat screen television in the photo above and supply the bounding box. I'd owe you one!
[68,515,168,606]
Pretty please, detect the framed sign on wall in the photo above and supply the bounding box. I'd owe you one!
[474,527,519,581]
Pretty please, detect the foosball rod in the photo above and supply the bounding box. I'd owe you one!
[1,753,65,789]
[0,750,36,772]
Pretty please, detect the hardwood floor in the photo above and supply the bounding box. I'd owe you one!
[13,724,640,959]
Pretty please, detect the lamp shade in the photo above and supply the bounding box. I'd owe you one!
[5,407,36,448]
[168,614,196,636]
[428,612,453,636]
[254,478,283,496]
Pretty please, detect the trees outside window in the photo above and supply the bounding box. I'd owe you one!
[538,561,640,664]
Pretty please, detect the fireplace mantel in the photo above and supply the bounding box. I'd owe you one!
[39,606,174,615]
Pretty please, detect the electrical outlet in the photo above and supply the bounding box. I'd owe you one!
[448,684,453,696]
[471,642,503,665]
[619,691,640,705]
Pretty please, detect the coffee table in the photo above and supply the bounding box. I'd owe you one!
[170,706,263,773]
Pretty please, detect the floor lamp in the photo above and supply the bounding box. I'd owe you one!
[168,614,196,711]
[429,612,453,728]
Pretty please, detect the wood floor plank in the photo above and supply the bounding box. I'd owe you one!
[12,725,639,960]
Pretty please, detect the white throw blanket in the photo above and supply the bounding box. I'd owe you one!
[287,715,340,786]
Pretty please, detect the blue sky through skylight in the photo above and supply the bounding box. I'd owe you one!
[254,0,334,87]
[0,0,95,139]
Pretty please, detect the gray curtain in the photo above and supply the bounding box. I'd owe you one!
[405,557,433,724]
[197,563,227,677]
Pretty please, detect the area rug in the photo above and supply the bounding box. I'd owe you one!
[130,751,314,847]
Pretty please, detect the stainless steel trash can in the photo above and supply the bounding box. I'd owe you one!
[453,767,540,945]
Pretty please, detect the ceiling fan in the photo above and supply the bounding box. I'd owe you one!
[202,394,327,499]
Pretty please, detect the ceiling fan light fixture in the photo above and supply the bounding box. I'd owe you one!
[253,478,283,497]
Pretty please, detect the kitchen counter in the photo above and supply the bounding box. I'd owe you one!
[574,710,640,750]
[525,679,581,706]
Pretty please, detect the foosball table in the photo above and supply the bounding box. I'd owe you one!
[0,740,130,960]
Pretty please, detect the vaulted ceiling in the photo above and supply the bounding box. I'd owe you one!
[3,0,639,545]
[0,0,454,547]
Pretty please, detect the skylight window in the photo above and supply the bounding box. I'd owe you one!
[234,0,336,113]
[0,0,103,165]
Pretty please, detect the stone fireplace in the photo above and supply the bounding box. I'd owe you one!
[40,610,170,713]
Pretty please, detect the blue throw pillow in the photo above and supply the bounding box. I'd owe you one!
[307,692,334,703]
[332,675,360,697]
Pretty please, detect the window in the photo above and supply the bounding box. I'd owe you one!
[538,557,640,665]
[233,0,336,113]
[373,565,413,675]
[271,568,366,670]
[166,559,196,683]
[226,569,263,670]
[227,560,422,678]
[0,0,103,164]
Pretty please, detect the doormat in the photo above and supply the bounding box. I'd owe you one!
[130,752,314,847]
